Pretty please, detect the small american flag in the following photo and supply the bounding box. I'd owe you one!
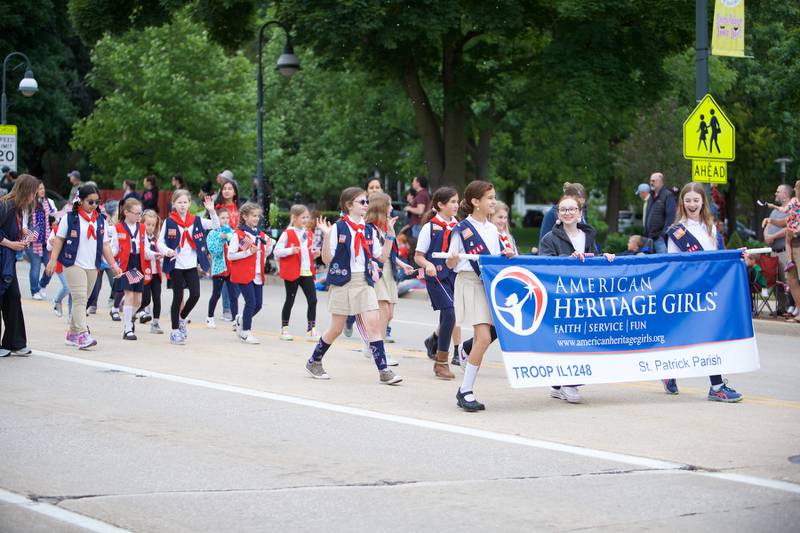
[24,229,40,244]
[124,269,144,284]
[241,235,255,249]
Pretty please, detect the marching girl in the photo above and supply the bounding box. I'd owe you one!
[493,201,518,255]
[274,204,320,341]
[415,187,462,379]
[46,185,123,349]
[206,207,239,328]
[446,181,515,411]
[111,198,156,340]
[663,182,743,402]
[539,194,615,404]
[157,189,218,345]
[227,202,274,344]
[138,210,164,333]
[358,192,416,363]
[305,187,402,385]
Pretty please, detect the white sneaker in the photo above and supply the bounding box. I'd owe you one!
[386,356,399,367]
[550,386,582,403]
[362,344,372,359]
[206,317,216,329]
[239,331,260,344]
[787,305,796,315]
[39,288,47,298]
[234,313,242,332]
[32,292,44,301]
[280,327,293,341]
[306,327,320,342]
[458,344,468,371]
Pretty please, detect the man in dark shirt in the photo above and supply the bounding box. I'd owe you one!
[644,172,676,254]
[405,175,430,238]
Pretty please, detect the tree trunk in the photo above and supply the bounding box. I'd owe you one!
[400,63,444,183]
[605,175,621,234]
[473,128,492,180]
[439,33,468,191]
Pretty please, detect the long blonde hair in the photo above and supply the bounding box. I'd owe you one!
[674,182,714,237]
[1,174,39,213]
[365,192,392,228]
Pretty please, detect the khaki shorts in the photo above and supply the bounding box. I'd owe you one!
[374,271,399,304]
[790,245,800,280]
[455,271,493,327]
[328,276,379,316]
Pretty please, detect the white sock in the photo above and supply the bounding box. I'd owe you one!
[460,363,480,399]
[711,383,723,391]
[123,305,134,331]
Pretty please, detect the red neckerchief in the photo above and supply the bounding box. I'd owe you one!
[431,215,457,252]
[343,215,370,259]
[78,207,98,240]
[169,211,197,250]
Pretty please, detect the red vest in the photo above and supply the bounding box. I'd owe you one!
[143,235,162,285]
[279,227,316,282]
[229,228,267,284]
[115,222,147,272]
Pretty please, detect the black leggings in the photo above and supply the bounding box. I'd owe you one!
[281,276,317,327]
[169,268,200,330]
[139,276,162,319]
[209,276,239,318]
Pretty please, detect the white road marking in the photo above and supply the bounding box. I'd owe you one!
[0,488,131,533]
[30,350,800,496]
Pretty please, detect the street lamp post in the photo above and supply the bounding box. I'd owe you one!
[775,157,792,185]
[256,20,300,232]
[2,52,38,125]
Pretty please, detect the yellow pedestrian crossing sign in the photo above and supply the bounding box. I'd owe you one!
[683,94,735,161]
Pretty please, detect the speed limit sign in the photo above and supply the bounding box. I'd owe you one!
[0,125,18,172]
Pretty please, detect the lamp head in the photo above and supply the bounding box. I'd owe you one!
[276,39,300,77]
[19,69,38,97]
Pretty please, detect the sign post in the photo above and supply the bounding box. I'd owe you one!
[683,94,735,183]
[0,124,17,172]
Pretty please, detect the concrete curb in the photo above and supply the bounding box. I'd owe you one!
[753,318,799,336]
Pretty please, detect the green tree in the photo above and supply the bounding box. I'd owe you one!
[71,11,258,188]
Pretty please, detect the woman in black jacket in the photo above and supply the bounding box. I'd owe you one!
[0,174,39,356]
[539,193,614,403]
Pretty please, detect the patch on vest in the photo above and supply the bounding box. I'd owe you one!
[673,227,686,240]
[168,229,177,237]
[338,234,347,244]
[70,230,78,238]
[461,228,473,239]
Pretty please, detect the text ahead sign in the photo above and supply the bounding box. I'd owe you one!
[479,253,759,388]
[683,94,735,161]
[0,125,17,172]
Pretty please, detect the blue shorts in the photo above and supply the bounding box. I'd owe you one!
[425,273,455,311]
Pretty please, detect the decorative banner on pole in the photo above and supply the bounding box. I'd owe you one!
[712,0,746,58]
[479,253,759,388]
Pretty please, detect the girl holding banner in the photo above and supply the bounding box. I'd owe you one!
[447,181,516,412]
[664,183,743,402]
[539,194,615,404]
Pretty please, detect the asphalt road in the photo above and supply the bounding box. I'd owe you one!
[2,263,799,532]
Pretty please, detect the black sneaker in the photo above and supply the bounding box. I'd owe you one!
[139,312,152,324]
[424,332,438,360]
[123,330,137,341]
[456,389,485,412]
[451,346,460,366]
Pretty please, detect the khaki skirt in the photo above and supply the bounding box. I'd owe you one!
[454,271,493,327]
[374,271,399,304]
[328,276,379,316]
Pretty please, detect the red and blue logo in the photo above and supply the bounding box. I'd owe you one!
[489,266,548,336]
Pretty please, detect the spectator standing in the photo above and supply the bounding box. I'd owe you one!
[142,175,159,212]
[26,181,57,300]
[635,183,650,224]
[644,172,676,254]
[404,175,430,238]
[763,184,794,315]
[67,170,83,201]
[0,166,13,192]
[0,174,38,356]
[121,180,141,203]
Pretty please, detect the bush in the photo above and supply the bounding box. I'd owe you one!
[603,232,630,253]
[511,227,541,253]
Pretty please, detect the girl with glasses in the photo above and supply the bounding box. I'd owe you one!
[46,185,123,350]
[305,187,401,385]
[538,194,614,404]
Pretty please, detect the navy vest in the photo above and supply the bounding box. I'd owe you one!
[423,221,455,280]
[327,219,376,287]
[162,216,210,273]
[456,219,496,275]
[371,224,399,281]
[58,211,106,269]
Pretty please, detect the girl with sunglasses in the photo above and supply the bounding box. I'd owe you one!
[46,185,123,350]
[305,187,402,385]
